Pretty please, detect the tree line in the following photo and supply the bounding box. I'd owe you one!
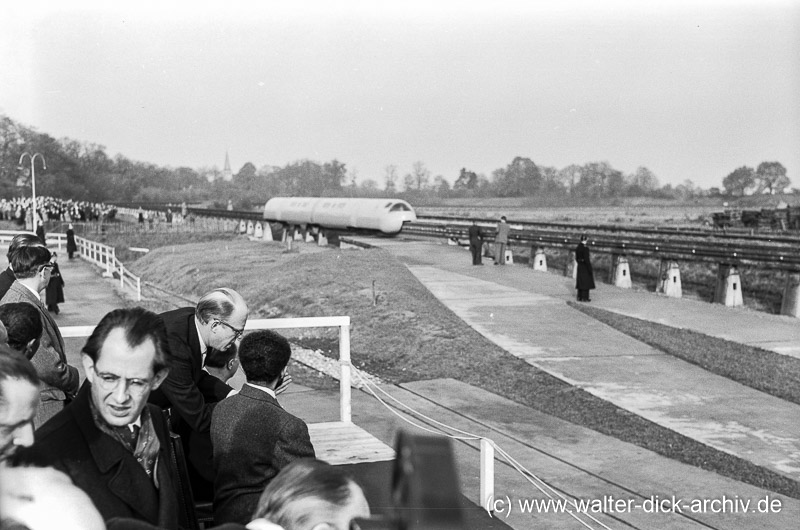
[0,114,791,209]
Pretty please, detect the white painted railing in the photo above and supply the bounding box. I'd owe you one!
[60,316,353,423]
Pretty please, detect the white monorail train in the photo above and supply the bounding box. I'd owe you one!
[263,197,417,235]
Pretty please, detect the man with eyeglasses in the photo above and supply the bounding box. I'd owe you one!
[149,287,249,500]
[17,307,186,529]
[0,244,78,425]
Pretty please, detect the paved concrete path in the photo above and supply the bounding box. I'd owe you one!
[347,238,800,483]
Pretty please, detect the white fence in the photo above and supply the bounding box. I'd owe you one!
[0,230,142,301]
[60,316,354,423]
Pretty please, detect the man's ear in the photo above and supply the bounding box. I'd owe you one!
[151,368,170,390]
[23,338,40,360]
[82,354,95,383]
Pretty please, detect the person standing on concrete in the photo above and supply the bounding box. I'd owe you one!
[468,221,483,266]
[494,216,509,265]
[35,222,46,246]
[575,234,595,302]
[66,223,77,259]
[45,252,65,315]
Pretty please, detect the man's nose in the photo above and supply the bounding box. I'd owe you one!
[112,381,130,402]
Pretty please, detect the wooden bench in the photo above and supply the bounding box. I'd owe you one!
[308,421,395,465]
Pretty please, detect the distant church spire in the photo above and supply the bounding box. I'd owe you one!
[223,151,233,181]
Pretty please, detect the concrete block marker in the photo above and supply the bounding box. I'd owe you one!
[246,220,254,235]
[262,223,274,242]
[658,260,682,298]
[293,226,303,241]
[253,222,263,239]
[531,247,547,271]
[317,230,328,246]
[238,219,246,234]
[714,264,744,307]
[504,249,514,264]
[781,272,800,317]
[612,255,632,288]
[305,230,315,243]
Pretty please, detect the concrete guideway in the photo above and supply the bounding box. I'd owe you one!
[368,238,800,359]
[347,239,800,481]
[282,379,800,529]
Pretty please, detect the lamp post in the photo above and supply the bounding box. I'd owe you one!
[18,152,46,231]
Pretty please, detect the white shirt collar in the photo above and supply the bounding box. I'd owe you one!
[194,316,207,355]
[246,382,276,399]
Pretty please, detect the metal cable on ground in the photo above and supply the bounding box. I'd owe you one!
[350,365,614,530]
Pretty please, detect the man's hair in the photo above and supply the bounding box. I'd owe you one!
[6,233,44,261]
[500,216,507,221]
[195,288,246,324]
[9,246,51,279]
[204,343,237,369]
[252,459,362,529]
[237,330,290,383]
[0,349,39,405]
[0,304,42,353]
[82,308,171,374]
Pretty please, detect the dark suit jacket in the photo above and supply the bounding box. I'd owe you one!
[0,280,79,402]
[0,266,16,300]
[575,243,596,290]
[149,307,232,434]
[23,383,181,529]
[211,384,315,525]
[468,224,482,245]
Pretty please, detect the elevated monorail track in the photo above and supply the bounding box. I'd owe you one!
[116,204,800,270]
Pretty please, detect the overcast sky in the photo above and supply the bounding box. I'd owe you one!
[1,0,798,189]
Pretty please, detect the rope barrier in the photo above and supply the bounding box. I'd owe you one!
[350,365,615,529]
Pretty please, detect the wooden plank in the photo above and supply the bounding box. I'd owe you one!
[308,421,395,465]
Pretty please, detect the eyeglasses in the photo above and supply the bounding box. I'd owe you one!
[214,319,245,341]
[39,263,54,272]
[91,366,152,397]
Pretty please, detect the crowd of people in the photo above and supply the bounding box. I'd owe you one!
[0,233,370,530]
[1,197,118,231]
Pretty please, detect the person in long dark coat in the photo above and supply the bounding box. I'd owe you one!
[66,223,77,259]
[467,221,483,265]
[46,252,65,314]
[35,221,46,245]
[575,234,595,302]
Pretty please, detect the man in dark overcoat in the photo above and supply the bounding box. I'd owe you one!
[575,234,595,302]
[66,223,77,259]
[18,308,183,529]
[468,221,483,265]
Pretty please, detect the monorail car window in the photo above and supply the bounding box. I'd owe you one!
[389,203,411,212]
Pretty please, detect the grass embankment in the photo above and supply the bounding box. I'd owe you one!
[123,237,800,500]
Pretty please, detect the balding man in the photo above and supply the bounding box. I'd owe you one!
[149,288,248,498]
